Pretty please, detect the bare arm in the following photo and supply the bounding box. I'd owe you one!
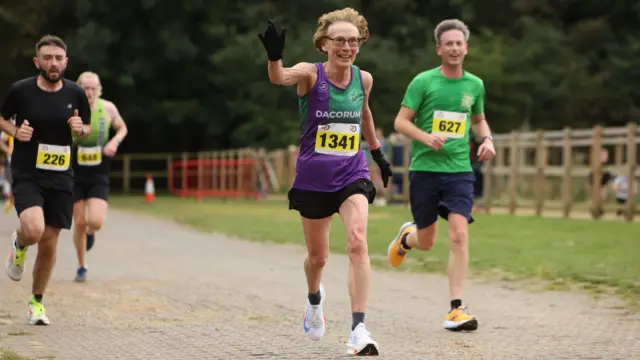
[0,136,10,155]
[393,107,431,144]
[0,118,18,139]
[471,114,492,140]
[360,71,380,149]
[106,101,128,145]
[267,61,315,87]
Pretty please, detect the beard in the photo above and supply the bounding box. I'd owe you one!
[39,68,64,83]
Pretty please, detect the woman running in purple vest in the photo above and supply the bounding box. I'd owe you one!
[259,7,391,356]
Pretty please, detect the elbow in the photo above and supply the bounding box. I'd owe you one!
[393,116,404,133]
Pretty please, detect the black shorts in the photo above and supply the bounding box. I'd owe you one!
[409,171,475,229]
[13,178,74,229]
[616,198,627,205]
[73,179,109,202]
[288,178,376,219]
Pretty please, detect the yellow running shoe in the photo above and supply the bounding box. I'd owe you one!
[444,305,478,332]
[387,222,416,267]
[4,196,13,213]
[6,231,27,281]
[28,296,50,325]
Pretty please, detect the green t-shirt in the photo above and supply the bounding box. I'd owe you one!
[401,67,485,173]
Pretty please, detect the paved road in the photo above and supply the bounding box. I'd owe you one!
[1,209,639,360]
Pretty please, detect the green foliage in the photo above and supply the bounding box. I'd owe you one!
[0,1,638,152]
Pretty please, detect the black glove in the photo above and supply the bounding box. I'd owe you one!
[370,148,392,188]
[258,19,286,61]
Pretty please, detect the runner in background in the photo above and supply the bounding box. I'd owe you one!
[71,71,128,282]
[387,19,496,332]
[0,117,15,212]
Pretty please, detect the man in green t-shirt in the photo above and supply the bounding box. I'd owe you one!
[386,19,496,332]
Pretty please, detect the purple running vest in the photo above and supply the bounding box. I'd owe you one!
[292,63,370,192]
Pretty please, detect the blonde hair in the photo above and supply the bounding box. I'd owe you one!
[313,8,370,55]
[77,71,102,97]
[434,19,470,44]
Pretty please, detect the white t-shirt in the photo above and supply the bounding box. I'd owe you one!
[613,175,637,200]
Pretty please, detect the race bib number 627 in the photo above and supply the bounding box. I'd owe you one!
[431,110,467,139]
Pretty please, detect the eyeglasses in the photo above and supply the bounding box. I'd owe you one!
[326,36,361,48]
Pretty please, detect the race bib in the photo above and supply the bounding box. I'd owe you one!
[431,110,467,139]
[315,123,360,157]
[77,146,102,166]
[35,144,71,171]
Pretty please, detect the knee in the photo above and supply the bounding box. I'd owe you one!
[74,215,86,231]
[346,224,368,261]
[415,231,436,251]
[449,227,468,250]
[37,229,60,256]
[20,223,45,245]
[308,251,328,269]
[87,216,104,231]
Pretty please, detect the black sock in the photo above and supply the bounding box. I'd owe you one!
[308,290,321,306]
[352,312,365,330]
[400,233,411,250]
[451,299,462,310]
[15,230,26,250]
[33,294,43,303]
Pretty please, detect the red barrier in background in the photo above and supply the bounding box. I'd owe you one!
[168,157,261,201]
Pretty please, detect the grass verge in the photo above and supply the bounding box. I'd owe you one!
[111,196,640,309]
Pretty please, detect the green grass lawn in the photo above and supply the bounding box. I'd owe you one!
[111,196,640,306]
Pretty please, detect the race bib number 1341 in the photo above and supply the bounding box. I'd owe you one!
[315,123,360,157]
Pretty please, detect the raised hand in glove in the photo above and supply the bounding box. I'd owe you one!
[258,19,286,61]
[370,148,393,188]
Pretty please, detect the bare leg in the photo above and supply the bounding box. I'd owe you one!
[338,194,371,314]
[72,200,87,267]
[447,213,469,301]
[301,216,331,294]
[32,226,61,295]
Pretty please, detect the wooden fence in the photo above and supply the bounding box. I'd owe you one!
[107,123,639,220]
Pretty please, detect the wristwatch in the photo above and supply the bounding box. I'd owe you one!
[80,127,86,136]
[482,135,493,143]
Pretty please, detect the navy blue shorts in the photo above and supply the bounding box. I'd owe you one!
[409,171,475,229]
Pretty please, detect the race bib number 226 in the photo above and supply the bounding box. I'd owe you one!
[35,144,71,171]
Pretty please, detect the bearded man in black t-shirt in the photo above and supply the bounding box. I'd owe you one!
[0,34,91,325]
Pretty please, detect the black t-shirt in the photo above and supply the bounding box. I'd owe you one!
[0,76,91,191]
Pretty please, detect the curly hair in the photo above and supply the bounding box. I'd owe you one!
[312,8,370,55]
[434,19,470,44]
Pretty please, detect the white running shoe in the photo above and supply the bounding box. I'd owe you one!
[346,323,379,356]
[302,284,326,341]
[6,231,27,282]
[28,297,50,326]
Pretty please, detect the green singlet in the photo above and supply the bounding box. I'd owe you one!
[400,67,485,173]
[72,99,111,178]
[73,99,110,147]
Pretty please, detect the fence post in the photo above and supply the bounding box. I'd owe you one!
[562,127,573,218]
[534,130,545,216]
[122,154,130,194]
[625,122,637,221]
[589,125,604,219]
[508,131,519,215]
